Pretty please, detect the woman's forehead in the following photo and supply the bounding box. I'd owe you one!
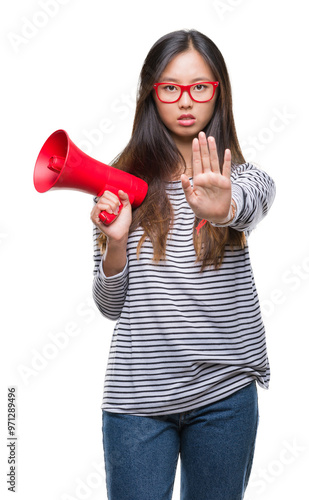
[159,49,215,83]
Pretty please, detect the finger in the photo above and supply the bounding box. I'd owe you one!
[100,190,119,204]
[181,174,194,198]
[97,196,120,215]
[90,206,108,229]
[192,138,203,178]
[91,215,109,233]
[98,190,123,214]
[207,136,220,173]
[96,203,115,216]
[118,190,131,207]
[222,148,231,179]
[198,132,211,172]
[91,194,121,230]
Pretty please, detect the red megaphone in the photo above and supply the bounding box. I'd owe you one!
[33,129,148,224]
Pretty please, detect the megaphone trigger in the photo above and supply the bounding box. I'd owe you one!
[98,205,122,225]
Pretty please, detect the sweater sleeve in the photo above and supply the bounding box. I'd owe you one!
[212,162,276,234]
[92,224,129,321]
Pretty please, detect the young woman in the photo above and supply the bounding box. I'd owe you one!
[91,29,276,500]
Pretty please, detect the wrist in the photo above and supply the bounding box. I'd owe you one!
[212,199,237,226]
[106,232,129,247]
[103,234,128,277]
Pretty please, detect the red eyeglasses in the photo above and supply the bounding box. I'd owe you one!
[153,81,219,103]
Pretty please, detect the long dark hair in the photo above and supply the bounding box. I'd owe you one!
[98,29,246,269]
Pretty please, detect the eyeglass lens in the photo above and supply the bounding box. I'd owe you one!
[157,83,215,103]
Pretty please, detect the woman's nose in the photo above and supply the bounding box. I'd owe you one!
[178,90,193,107]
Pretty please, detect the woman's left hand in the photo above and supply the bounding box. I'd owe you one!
[181,132,232,224]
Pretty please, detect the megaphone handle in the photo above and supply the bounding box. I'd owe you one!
[97,185,126,225]
[99,203,123,225]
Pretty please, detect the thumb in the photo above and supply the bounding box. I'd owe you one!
[118,190,131,207]
[181,174,193,198]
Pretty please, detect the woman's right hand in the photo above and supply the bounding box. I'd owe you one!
[90,189,132,242]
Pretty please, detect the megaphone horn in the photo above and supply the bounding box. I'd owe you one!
[33,129,148,225]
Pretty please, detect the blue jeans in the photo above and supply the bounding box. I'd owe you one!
[102,382,259,500]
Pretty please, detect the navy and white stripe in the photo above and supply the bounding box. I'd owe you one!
[92,162,276,416]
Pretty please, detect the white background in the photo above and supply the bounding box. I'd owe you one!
[1,0,308,499]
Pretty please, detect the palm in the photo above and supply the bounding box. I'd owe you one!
[181,133,231,223]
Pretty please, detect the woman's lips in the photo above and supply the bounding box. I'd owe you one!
[177,114,196,126]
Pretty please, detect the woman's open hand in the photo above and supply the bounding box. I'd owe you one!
[181,132,232,224]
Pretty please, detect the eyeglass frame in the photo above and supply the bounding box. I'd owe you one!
[153,81,219,103]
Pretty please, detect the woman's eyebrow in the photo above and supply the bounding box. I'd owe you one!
[159,77,213,82]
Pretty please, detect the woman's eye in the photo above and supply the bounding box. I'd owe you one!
[164,85,177,92]
[195,84,207,91]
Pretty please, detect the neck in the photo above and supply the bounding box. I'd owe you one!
[170,135,194,180]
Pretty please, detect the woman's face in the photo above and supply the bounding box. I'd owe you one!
[153,49,218,144]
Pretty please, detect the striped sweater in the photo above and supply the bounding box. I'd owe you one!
[92,163,276,416]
